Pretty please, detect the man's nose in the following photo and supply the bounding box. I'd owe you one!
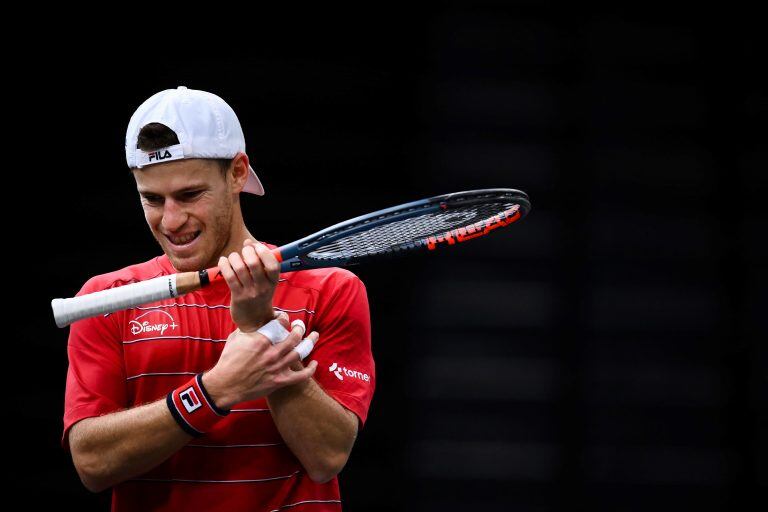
[161,199,188,232]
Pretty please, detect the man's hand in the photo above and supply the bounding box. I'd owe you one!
[202,316,320,410]
[218,239,280,332]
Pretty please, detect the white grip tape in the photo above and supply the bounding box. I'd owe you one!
[293,338,315,360]
[257,319,290,345]
[51,275,178,328]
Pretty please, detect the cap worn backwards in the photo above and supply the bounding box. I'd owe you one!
[125,86,264,196]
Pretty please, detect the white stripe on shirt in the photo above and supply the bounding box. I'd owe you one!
[270,499,342,511]
[126,371,197,381]
[122,335,228,345]
[132,471,299,484]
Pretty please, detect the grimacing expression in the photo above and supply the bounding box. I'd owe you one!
[132,159,235,272]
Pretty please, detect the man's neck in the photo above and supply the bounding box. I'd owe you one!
[211,221,257,268]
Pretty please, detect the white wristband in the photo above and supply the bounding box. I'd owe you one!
[256,319,290,345]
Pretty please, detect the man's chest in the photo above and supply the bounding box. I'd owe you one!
[117,281,321,400]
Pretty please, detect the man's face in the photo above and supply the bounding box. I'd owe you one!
[133,159,235,272]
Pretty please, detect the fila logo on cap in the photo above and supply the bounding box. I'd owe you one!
[136,143,185,168]
[147,149,173,162]
[180,387,202,413]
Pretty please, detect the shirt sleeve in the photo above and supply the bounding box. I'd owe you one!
[309,271,375,426]
[61,278,128,451]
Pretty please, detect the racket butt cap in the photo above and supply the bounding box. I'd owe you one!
[51,298,71,328]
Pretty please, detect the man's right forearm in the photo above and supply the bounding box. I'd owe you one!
[68,397,192,493]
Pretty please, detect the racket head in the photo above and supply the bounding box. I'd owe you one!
[279,188,530,270]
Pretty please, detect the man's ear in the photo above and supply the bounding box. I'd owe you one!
[229,152,250,193]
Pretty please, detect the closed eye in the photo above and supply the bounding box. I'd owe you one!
[141,194,163,205]
[180,190,204,201]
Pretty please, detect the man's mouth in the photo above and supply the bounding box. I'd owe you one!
[166,231,201,247]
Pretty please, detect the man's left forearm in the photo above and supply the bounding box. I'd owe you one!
[267,377,358,483]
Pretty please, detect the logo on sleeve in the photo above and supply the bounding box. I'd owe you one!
[328,362,370,383]
[180,387,202,413]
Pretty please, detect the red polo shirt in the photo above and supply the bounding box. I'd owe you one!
[62,251,375,511]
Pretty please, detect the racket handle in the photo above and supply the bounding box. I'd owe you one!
[52,273,193,328]
[52,249,284,328]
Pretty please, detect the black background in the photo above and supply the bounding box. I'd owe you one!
[8,5,766,511]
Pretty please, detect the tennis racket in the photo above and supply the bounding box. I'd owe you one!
[52,188,530,327]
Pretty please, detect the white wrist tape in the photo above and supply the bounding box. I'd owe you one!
[293,338,315,360]
[256,319,290,345]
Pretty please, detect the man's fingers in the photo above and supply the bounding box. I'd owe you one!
[281,360,318,386]
[239,242,277,288]
[218,256,242,290]
[256,319,291,345]
[288,331,318,361]
[275,334,316,368]
[293,337,315,360]
[298,331,319,359]
[277,345,303,368]
[291,319,306,337]
[241,245,265,283]
[274,311,291,330]
[270,313,303,336]
[253,243,280,284]
[273,324,307,356]
[228,251,252,287]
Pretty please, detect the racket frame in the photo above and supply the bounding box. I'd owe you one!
[276,188,530,271]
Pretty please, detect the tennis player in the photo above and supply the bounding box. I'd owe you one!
[62,86,375,511]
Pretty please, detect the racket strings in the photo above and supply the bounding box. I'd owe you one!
[306,202,519,261]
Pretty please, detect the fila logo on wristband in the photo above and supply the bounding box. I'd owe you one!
[179,387,202,413]
[167,373,229,437]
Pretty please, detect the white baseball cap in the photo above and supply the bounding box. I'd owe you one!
[125,86,265,196]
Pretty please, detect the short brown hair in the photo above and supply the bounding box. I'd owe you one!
[135,123,233,175]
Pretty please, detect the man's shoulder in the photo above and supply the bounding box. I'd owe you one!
[77,255,169,296]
